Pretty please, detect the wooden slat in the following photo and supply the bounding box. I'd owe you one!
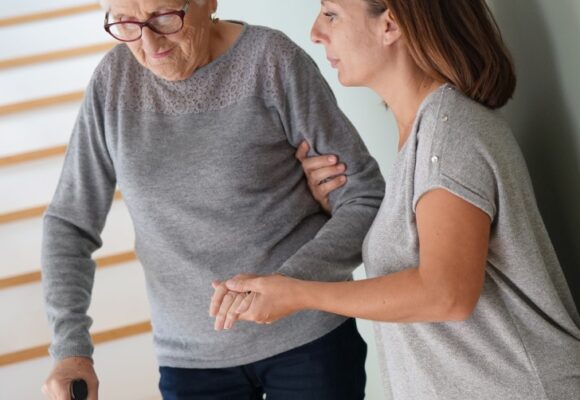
[0,204,47,225]
[0,321,151,366]
[0,191,122,225]
[0,4,101,28]
[0,42,116,70]
[0,250,137,290]
[96,251,137,268]
[0,271,40,290]
[0,145,67,168]
[0,91,85,116]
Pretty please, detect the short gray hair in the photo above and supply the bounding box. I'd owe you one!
[99,0,207,10]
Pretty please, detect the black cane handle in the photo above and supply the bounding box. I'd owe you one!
[70,379,88,400]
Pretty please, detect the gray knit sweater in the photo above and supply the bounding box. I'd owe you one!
[41,23,385,368]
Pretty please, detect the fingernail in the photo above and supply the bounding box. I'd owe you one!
[328,156,337,163]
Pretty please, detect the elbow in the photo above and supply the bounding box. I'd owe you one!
[444,301,477,322]
[420,267,484,322]
[434,289,480,322]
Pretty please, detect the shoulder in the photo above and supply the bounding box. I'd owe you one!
[244,24,302,56]
[88,44,138,94]
[411,85,518,219]
[243,24,315,71]
[416,85,516,159]
[92,44,134,79]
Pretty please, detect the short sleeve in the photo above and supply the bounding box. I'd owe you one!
[412,113,497,221]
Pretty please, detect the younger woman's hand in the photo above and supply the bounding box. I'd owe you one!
[224,274,306,325]
[295,141,347,213]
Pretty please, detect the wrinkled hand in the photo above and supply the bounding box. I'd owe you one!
[295,140,347,214]
[223,274,304,326]
[210,279,256,331]
[42,356,98,400]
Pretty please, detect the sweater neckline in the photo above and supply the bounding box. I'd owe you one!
[193,20,248,76]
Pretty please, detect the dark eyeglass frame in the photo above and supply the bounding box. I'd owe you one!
[104,0,191,42]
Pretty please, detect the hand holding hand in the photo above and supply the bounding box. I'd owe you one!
[225,274,305,325]
[210,279,256,331]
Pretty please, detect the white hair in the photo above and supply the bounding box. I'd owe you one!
[99,0,207,10]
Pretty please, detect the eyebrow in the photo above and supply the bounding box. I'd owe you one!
[110,2,180,20]
[110,13,127,20]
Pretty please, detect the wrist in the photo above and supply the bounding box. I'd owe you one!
[294,279,317,312]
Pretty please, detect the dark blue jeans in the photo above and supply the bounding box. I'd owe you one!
[159,319,367,399]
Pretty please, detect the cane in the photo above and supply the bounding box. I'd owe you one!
[70,379,88,400]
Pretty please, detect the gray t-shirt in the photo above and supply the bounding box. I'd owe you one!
[42,23,385,368]
[363,84,580,400]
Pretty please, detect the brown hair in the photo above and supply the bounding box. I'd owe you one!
[364,0,516,109]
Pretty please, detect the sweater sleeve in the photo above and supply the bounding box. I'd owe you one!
[275,47,385,281]
[41,75,117,361]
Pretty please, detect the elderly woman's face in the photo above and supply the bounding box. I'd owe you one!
[107,0,216,81]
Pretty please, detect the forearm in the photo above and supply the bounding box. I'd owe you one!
[42,215,99,360]
[297,268,470,323]
[277,203,379,281]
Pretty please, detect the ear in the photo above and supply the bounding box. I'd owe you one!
[381,9,402,45]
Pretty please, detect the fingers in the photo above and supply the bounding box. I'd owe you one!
[42,357,97,400]
[211,275,262,331]
[42,380,69,400]
[302,156,340,177]
[308,164,346,185]
[87,379,99,400]
[209,282,229,317]
[225,276,258,293]
[214,291,237,330]
[316,175,347,198]
[236,291,256,316]
[295,141,341,174]
[223,293,247,330]
[307,169,347,215]
[295,140,310,162]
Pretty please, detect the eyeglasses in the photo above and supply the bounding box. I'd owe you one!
[104,0,191,42]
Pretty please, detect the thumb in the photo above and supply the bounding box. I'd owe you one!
[226,278,257,293]
[295,140,310,162]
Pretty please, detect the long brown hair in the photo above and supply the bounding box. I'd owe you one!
[364,0,516,109]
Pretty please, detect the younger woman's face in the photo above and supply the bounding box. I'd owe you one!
[310,0,386,87]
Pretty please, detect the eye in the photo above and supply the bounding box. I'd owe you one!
[323,11,337,22]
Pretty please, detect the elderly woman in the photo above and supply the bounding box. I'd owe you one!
[220,0,580,399]
[40,0,385,399]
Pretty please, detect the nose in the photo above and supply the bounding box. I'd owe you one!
[140,26,161,48]
[310,16,324,44]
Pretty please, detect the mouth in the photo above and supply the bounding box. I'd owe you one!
[150,48,175,59]
[327,57,339,68]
